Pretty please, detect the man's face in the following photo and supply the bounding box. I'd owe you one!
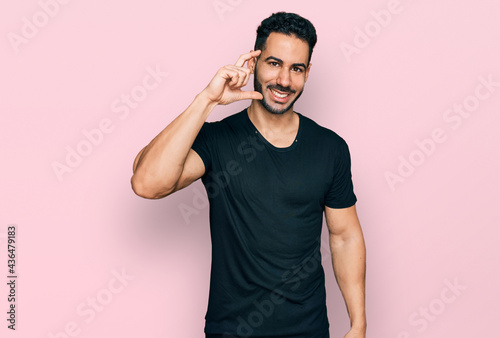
[253,32,311,115]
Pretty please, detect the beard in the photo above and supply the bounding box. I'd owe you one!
[253,65,304,115]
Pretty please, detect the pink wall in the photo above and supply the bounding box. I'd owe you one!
[1,0,499,337]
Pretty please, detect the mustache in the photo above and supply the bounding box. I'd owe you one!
[267,84,296,94]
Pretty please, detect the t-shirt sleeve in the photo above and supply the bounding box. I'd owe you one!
[324,138,357,208]
[191,122,213,176]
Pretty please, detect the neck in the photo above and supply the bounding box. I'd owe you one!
[247,100,297,132]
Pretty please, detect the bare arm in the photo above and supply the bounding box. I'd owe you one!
[325,204,366,337]
[131,50,263,199]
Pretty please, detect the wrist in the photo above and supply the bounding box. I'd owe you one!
[192,91,219,118]
[196,90,219,107]
[350,320,367,332]
[350,312,366,330]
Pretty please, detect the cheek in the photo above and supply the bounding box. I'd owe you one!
[258,66,279,81]
[292,74,306,88]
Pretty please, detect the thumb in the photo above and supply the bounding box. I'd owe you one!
[238,90,263,101]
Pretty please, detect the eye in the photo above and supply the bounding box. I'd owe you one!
[269,61,279,67]
[292,67,303,73]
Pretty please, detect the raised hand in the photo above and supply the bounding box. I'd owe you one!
[201,50,264,105]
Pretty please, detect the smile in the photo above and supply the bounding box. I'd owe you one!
[269,88,292,101]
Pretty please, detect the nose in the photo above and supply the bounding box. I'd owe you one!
[276,67,291,88]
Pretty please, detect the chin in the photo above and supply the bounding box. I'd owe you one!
[260,90,303,115]
[261,100,293,115]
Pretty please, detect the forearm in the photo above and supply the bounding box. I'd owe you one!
[330,232,366,330]
[131,92,216,196]
[131,50,262,198]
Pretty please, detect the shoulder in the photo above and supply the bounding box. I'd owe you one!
[299,113,349,150]
[197,109,248,145]
[203,109,246,130]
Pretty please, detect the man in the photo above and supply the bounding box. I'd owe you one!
[131,12,366,338]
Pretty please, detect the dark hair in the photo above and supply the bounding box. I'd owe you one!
[254,12,317,64]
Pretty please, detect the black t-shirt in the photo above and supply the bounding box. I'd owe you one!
[191,109,357,338]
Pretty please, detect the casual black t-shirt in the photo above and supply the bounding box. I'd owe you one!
[191,108,357,338]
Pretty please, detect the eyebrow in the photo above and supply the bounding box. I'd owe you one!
[264,56,307,69]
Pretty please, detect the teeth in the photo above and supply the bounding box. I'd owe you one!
[271,89,289,98]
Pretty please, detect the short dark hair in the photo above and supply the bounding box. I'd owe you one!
[254,12,317,64]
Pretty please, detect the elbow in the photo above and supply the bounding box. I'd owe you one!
[130,174,174,199]
[329,231,365,250]
[130,175,155,199]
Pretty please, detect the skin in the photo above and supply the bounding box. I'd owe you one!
[246,32,310,147]
[326,204,367,337]
[131,32,366,337]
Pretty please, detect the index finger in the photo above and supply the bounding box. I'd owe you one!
[234,50,261,68]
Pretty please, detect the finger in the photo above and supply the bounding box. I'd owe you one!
[238,90,263,101]
[222,66,241,87]
[221,69,238,88]
[228,73,240,88]
[225,65,249,88]
[234,50,261,68]
[225,64,250,79]
[235,68,250,88]
[241,68,253,88]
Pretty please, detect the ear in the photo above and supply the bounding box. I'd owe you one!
[304,62,312,82]
[248,50,259,74]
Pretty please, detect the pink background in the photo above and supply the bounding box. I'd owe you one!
[1,0,499,337]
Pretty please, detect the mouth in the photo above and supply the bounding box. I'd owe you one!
[268,87,293,103]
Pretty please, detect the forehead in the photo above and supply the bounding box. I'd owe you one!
[260,32,309,65]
